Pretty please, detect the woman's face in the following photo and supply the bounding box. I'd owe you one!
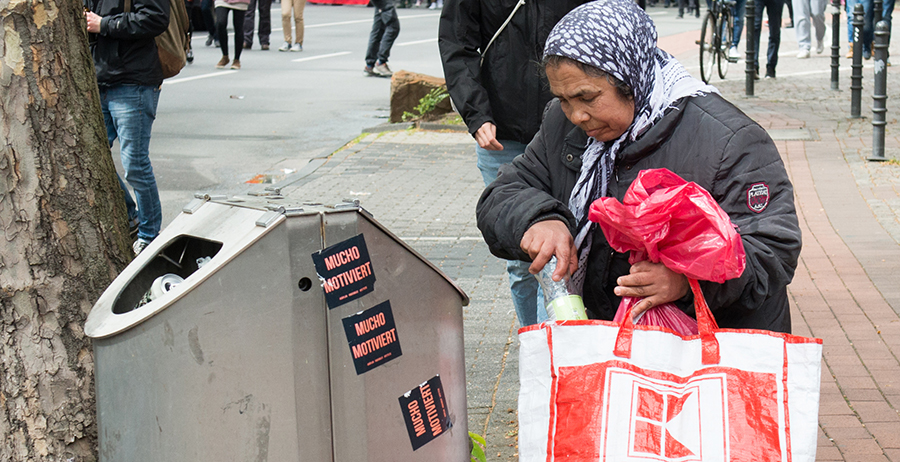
[546,61,636,142]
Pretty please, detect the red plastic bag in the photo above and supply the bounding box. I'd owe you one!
[613,297,699,335]
[588,168,745,283]
[588,169,746,333]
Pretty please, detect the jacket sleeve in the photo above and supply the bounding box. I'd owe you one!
[701,123,802,318]
[476,120,577,262]
[438,0,493,137]
[100,0,169,40]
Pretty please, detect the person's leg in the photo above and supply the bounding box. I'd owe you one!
[861,0,874,54]
[293,0,305,45]
[753,0,765,72]
[216,6,230,58]
[733,0,747,46]
[677,0,686,16]
[365,11,385,67]
[786,0,794,25]
[243,0,257,46]
[201,0,217,44]
[793,0,812,50]
[810,0,828,46]
[376,9,400,64]
[106,85,163,244]
[232,9,246,60]
[766,0,784,74]
[281,0,293,43]
[100,88,139,224]
[476,141,547,327]
[258,0,272,46]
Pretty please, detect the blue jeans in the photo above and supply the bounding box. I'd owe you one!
[847,0,874,53]
[733,0,747,46]
[100,85,162,243]
[477,140,547,327]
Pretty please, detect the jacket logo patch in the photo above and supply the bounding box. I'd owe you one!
[747,183,769,213]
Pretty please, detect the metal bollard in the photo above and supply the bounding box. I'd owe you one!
[851,4,864,118]
[869,21,890,161]
[874,0,883,23]
[746,0,756,96]
[831,0,842,90]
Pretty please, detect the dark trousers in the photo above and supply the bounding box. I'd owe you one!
[216,7,246,59]
[201,0,216,35]
[243,0,272,46]
[753,0,783,75]
[365,0,400,66]
[678,0,699,16]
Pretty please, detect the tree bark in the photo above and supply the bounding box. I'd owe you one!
[1,0,133,459]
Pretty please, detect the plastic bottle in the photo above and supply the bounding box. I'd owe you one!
[534,257,588,321]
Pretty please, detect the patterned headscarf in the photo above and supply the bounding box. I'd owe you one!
[542,0,718,293]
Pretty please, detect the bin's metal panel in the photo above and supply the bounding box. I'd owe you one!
[286,213,334,461]
[94,217,331,462]
[322,212,469,461]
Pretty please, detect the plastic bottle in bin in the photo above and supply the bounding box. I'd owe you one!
[534,256,588,321]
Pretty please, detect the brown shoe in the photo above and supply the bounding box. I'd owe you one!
[846,43,853,59]
[230,59,241,70]
[260,44,270,50]
[216,56,229,69]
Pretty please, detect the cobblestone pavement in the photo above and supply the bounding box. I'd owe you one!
[276,24,900,462]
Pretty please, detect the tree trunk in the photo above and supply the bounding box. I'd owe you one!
[1,0,133,459]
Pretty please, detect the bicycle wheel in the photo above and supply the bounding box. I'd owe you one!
[699,12,717,84]
[718,12,734,79]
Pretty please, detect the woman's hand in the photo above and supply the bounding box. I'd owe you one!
[474,122,504,151]
[614,261,689,319]
[520,220,578,281]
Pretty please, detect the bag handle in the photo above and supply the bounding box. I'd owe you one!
[614,278,721,365]
[480,0,525,66]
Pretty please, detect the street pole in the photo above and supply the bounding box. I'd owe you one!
[869,21,890,161]
[746,0,756,96]
[874,0,883,23]
[831,0,841,90]
[851,4,864,118]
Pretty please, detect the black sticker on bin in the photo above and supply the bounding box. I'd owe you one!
[311,234,375,309]
[342,300,402,374]
[399,375,450,451]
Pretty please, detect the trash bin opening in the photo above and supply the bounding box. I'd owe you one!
[297,277,312,291]
[112,235,224,315]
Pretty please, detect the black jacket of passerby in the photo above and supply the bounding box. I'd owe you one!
[438,0,591,145]
[88,0,169,87]
[476,94,801,333]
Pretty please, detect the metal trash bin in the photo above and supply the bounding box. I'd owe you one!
[85,195,470,461]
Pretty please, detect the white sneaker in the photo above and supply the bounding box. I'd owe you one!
[728,46,740,60]
[373,62,393,77]
[133,239,150,256]
[796,48,811,59]
[816,39,824,54]
[290,43,302,52]
[278,41,290,52]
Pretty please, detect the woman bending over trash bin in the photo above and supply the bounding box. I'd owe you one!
[475,0,801,333]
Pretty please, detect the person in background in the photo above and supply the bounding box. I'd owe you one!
[85,0,168,255]
[202,0,218,46]
[476,0,801,333]
[439,0,591,327]
[215,0,250,69]
[752,0,784,78]
[278,0,305,51]
[364,0,400,77]
[792,0,826,58]
[243,0,272,50]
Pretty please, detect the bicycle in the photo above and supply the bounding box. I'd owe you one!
[698,0,738,83]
